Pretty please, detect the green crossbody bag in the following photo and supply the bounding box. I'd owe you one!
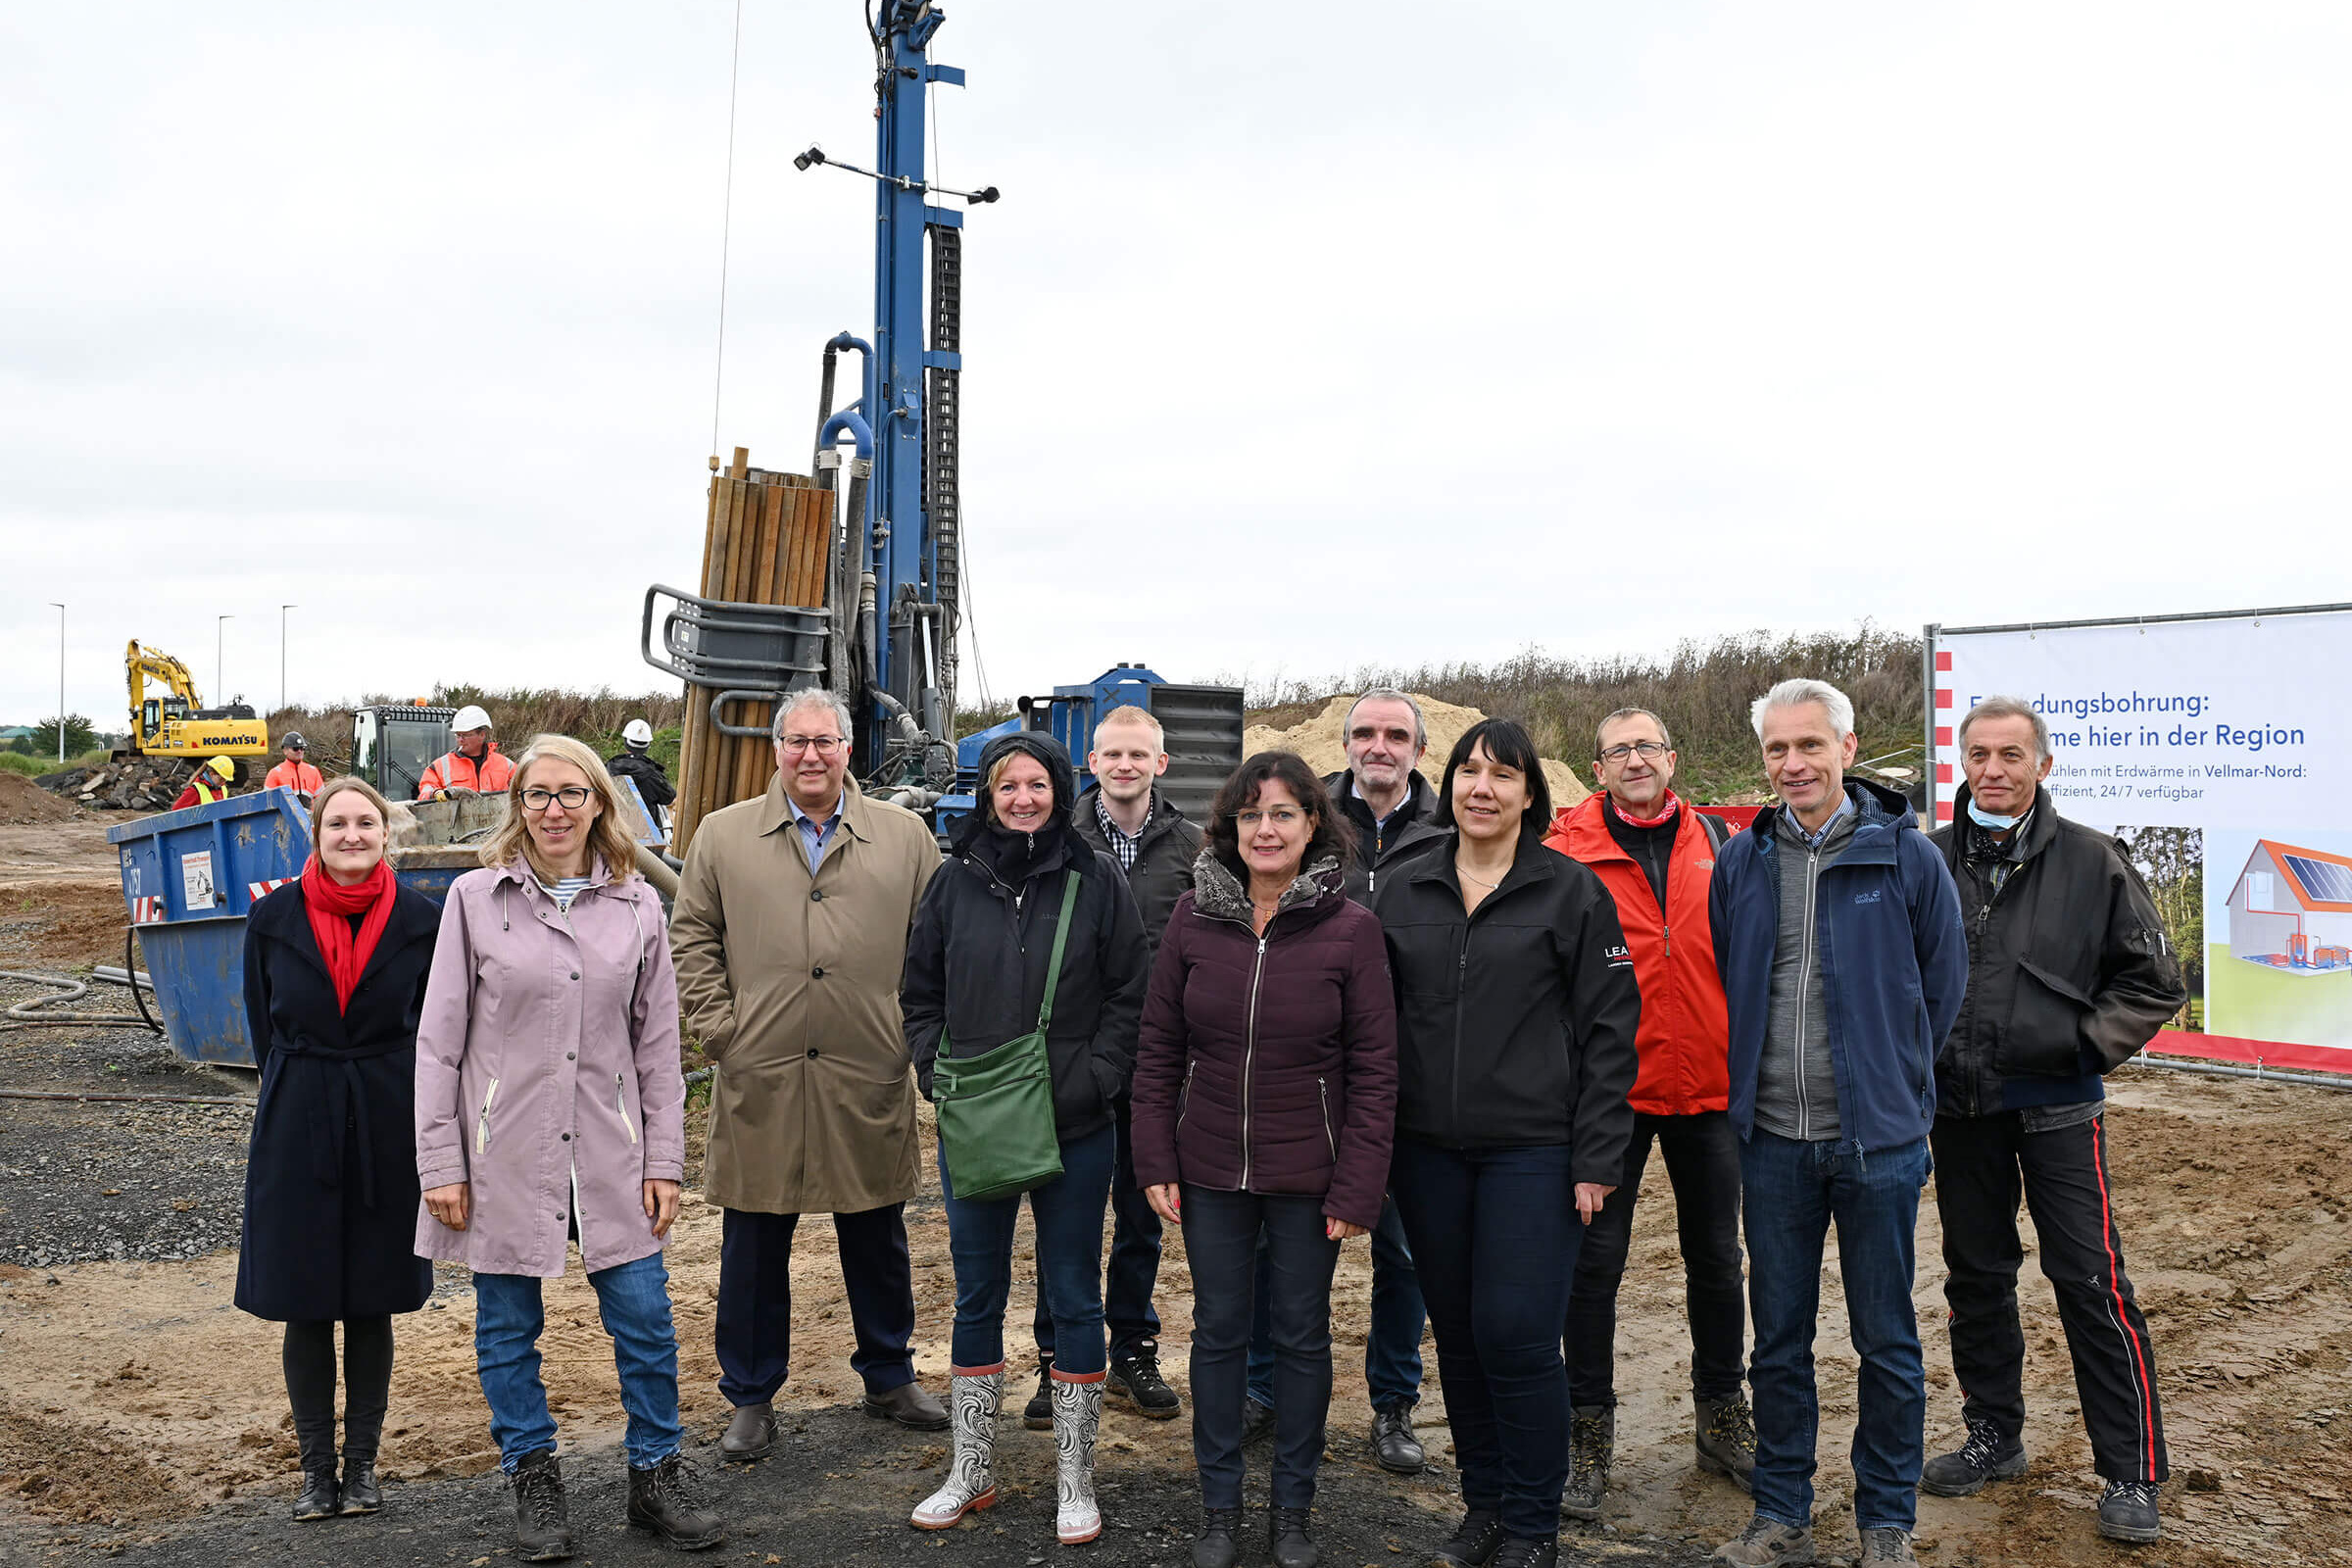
[933,869,1081,1202]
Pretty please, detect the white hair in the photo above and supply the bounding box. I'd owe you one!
[1346,688,1427,750]
[1750,678,1855,741]
[1959,695,2052,761]
[772,687,855,742]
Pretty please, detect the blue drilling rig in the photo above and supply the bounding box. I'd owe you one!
[649,2,1241,832]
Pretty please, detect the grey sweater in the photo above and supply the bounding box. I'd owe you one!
[1753,805,1858,1142]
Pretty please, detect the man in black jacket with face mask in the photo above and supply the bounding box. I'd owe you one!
[1920,697,2185,1547]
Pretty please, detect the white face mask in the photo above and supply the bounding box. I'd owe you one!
[1966,799,2024,831]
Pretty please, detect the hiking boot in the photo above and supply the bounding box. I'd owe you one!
[1023,1352,1054,1431]
[1433,1506,1504,1568]
[1193,1506,1242,1568]
[1270,1504,1318,1568]
[1710,1515,1815,1565]
[1919,1418,2028,1497]
[291,1469,339,1523]
[2097,1480,2162,1544]
[1561,1406,1613,1521]
[1491,1539,1558,1568]
[627,1452,724,1551]
[720,1401,776,1462]
[1694,1395,1756,1493]
[339,1458,382,1515]
[1370,1403,1424,1474]
[1241,1396,1277,1446]
[509,1449,575,1562]
[1858,1527,1917,1563]
[1107,1338,1183,1419]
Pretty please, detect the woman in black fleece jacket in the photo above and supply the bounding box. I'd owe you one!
[1373,719,1641,1568]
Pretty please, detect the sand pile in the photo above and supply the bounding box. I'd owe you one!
[1243,694,1590,808]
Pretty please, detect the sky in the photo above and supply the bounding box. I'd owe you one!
[5,2,2350,732]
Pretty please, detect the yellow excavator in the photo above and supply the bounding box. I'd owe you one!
[122,641,271,764]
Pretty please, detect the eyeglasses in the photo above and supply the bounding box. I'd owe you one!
[778,735,845,755]
[519,786,594,811]
[1234,808,1304,830]
[1599,741,1669,763]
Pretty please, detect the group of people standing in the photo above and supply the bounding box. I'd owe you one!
[229,676,2184,1566]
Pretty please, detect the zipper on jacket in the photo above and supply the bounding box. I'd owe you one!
[1795,846,1820,1141]
[615,1071,637,1145]
[476,1078,500,1154]
[1450,934,1468,1141]
[1177,1059,1197,1134]
[1318,1076,1336,1161]
[1241,934,1269,1188]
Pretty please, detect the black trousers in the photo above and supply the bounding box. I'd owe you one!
[1931,1110,2168,1483]
[1564,1109,1747,1409]
[716,1204,917,1405]
[283,1316,393,1474]
[1182,1187,1340,1511]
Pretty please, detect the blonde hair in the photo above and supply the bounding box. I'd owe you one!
[1093,704,1164,750]
[309,776,394,857]
[483,733,643,886]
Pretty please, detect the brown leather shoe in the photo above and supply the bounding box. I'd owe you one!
[862,1380,951,1430]
[720,1401,777,1462]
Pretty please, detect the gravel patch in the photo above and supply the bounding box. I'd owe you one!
[0,981,254,1270]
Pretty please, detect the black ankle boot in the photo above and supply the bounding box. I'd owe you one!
[1270,1505,1318,1568]
[291,1469,340,1522]
[1193,1506,1242,1568]
[339,1457,382,1515]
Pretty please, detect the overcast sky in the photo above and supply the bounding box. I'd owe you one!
[5,2,2349,731]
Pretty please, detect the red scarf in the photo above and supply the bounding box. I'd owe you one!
[301,854,398,1012]
[1613,790,1681,829]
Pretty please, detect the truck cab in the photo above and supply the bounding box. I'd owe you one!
[349,706,457,801]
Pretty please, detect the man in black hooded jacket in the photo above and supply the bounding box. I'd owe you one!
[1919,697,2184,1547]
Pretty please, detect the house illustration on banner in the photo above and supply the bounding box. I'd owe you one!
[2227,840,2352,973]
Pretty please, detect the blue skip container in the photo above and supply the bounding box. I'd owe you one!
[108,786,474,1067]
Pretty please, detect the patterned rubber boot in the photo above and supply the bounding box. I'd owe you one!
[910,1366,1003,1530]
[1052,1369,1106,1544]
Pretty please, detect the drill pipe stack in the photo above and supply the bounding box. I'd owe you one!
[671,448,835,856]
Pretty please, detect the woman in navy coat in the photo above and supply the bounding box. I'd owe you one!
[234,776,440,1521]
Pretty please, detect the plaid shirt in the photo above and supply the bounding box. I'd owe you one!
[1094,789,1152,872]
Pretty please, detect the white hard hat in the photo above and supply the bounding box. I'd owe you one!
[452,705,493,732]
[622,718,654,748]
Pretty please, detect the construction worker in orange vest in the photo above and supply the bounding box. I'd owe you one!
[417,705,515,800]
[172,756,235,810]
[265,733,324,800]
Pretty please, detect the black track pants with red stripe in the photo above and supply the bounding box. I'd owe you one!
[1930,1109,2168,1483]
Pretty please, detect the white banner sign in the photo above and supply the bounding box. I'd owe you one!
[1933,610,2348,833]
[1932,608,2352,1060]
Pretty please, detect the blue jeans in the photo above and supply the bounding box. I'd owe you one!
[472,1253,682,1473]
[1036,1095,1162,1360]
[940,1124,1114,1375]
[1184,1188,1340,1510]
[1391,1139,1579,1543]
[1741,1130,1931,1534]
[1248,1192,1423,1409]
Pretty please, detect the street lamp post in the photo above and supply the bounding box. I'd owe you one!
[280,604,298,715]
[217,614,232,703]
[47,603,64,763]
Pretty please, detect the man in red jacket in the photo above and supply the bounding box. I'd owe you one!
[1543,707,1754,1517]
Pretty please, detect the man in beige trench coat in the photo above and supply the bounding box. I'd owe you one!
[671,689,948,1460]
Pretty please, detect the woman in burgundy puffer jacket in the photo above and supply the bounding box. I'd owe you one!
[1130,750,1397,1568]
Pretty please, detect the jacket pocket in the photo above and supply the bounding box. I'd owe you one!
[1318,1077,1337,1161]
[2004,958,2097,1078]
[475,1077,500,1154]
[1176,1059,1197,1134]
[614,1071,638,1145]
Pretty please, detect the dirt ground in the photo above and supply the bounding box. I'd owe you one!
[1,814,2349,1565]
